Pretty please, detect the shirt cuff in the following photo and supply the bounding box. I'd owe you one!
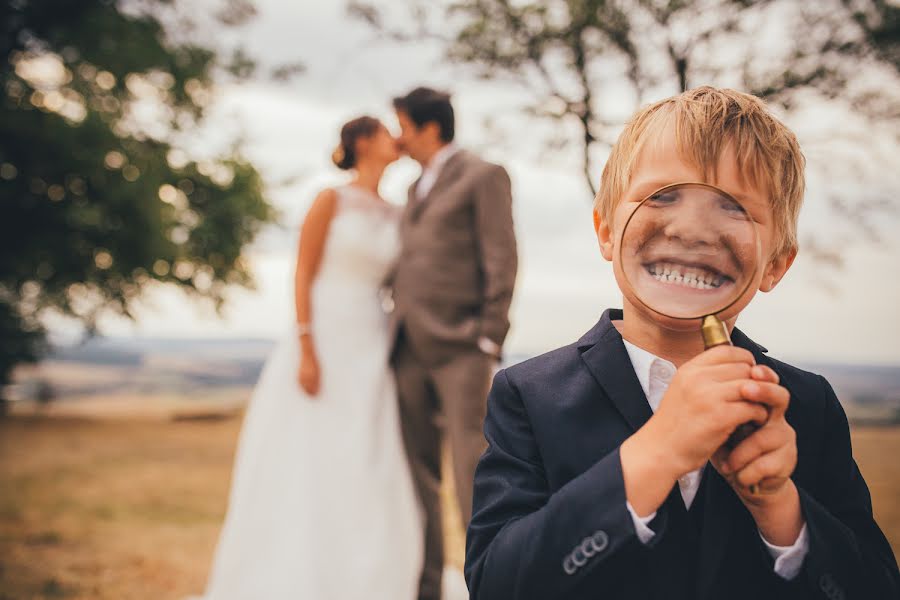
[760,523,809,580]
[626,501,657,545]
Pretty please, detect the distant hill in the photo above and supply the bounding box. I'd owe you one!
[794,362,900,425]
[8,337,275,401]
[8,338,900,425]
[49,336,275,368]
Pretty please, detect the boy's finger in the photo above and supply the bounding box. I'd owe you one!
[750,364,779,384]
[723,423,788,474]
[694,345,756,368]
[753,476,789,495]
[734,444,796,488]
[718,379,767,404]
[717,380,778,416]
[722,400,769,431]
[739,381,790,417]
[734,455,771,488]
[705,363,754,383]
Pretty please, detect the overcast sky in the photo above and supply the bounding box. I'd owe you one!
[66,0,900,366]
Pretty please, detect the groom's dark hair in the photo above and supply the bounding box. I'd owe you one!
[393,87,455,142]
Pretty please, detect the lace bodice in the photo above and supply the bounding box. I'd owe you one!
[313,185,401,292]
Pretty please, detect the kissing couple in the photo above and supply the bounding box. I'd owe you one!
[196,86,518,600]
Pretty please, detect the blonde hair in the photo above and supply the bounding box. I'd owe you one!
[595,86,805,257]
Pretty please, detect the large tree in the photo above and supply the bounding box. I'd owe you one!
[0,0,298,403]
[350,0,900,255]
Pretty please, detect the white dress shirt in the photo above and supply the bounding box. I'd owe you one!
[621,338,809,580]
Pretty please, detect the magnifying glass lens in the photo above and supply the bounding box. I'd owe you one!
[620,183,761,321]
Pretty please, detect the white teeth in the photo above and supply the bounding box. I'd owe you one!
[647,262,723,289]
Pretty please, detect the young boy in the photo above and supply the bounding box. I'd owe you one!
[464,87,899,600]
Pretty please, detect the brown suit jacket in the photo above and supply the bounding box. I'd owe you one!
[390,149,517,366]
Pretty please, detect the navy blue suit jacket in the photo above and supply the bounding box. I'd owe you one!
[465,309,899,600]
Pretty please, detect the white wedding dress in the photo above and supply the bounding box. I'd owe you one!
[197,185,467,599]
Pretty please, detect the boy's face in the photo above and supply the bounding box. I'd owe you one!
[594,122,796,330]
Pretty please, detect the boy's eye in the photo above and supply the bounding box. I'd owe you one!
[719,197,752,220]
[646,191,679,206]
[719,197,742,211]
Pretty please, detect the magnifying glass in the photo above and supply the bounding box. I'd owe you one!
[618,182,765,453]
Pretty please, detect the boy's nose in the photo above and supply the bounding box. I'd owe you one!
[661,201,719,247]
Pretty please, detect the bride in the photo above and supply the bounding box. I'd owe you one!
[197,116,466,599]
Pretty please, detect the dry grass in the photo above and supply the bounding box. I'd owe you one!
[0,415,897,599]
[0,414,467,600]
[0,417,236,599]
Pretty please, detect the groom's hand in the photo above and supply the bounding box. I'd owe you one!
[477,336,502,360]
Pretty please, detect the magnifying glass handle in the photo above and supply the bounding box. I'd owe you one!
[701,315,760,450]
[700,314,730,349]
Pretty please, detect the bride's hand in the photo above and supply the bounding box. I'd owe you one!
[298,353,321,396]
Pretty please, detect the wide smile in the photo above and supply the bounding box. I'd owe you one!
[642,260,734,291]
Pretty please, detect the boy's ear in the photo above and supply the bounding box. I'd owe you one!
[593,209,614,262]
[759,247,797,292]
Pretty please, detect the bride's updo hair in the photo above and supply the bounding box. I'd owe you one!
[332,116,381,170]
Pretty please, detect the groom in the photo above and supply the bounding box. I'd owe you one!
[389,86,518,600]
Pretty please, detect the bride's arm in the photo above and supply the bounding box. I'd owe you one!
[294,188,338,394]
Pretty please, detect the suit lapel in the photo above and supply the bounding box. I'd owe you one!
[409,188,428,222]
[409,150,467,223]
[402,181,419,226]
[577,310,653,432]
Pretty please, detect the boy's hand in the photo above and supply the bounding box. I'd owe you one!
[712,364,795,498]
[621,345,771,516]
[711,365,804,546]
[651,345,772,474]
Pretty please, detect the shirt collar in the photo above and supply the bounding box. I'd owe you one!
[423,142,460,176]
[621,338,676,412]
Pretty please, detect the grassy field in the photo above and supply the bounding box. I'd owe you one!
[0,415,898,599]
[0,413,467,600]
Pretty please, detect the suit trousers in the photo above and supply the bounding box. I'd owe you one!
[392,330,494,600]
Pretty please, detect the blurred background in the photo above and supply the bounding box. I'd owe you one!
[2,1,899,598]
